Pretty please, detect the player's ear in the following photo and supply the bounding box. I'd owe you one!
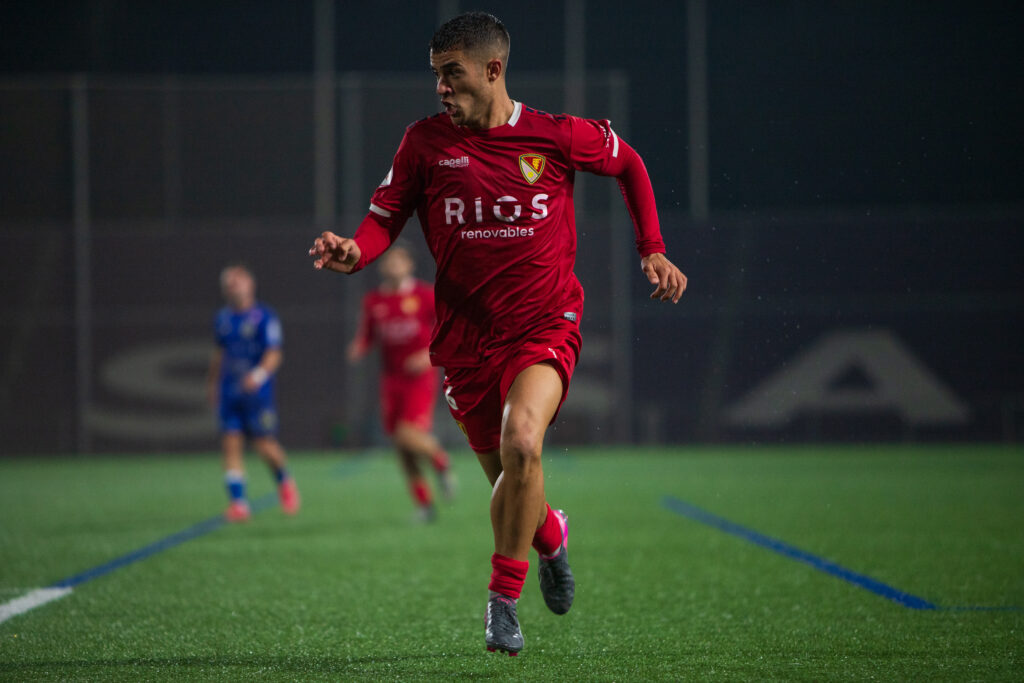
[486,58,503,82]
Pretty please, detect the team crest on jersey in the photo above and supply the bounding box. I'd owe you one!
[518,154,546,184]
[400,296,420,315]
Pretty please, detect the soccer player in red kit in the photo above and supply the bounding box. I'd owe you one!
[347,245,455,522]
[310,12,686,656]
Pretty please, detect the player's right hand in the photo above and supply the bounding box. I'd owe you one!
[309,231,361,274]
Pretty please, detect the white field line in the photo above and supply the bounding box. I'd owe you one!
[0,587,72,624]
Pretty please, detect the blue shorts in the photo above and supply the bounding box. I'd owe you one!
[218,389,278,438]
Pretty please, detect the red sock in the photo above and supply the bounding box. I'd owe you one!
[410,478,432,506]
[488,553,529,600]
[532,504,563,557]
[430,449,450,473]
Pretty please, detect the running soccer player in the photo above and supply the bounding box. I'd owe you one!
[347,244,455,522]
[309,12,685,655]
[206,264,300,522]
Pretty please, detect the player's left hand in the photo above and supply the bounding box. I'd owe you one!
[641,252,687,303]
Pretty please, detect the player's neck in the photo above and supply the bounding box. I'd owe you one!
[467,92,515,130]
[230,297,255,312]
[382,276,413,293]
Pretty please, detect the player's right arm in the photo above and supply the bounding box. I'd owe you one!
[346,295,374,364]
[309,127,422,274]
[206,347,223,407]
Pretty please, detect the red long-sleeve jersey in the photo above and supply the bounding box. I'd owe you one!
[354,279,435,377]
[352,101,666,369]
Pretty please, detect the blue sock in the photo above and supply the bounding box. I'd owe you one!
[225,470,246,502]
[271,466,288,485]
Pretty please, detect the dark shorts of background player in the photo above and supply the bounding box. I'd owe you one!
[381,369,439,434]
[442,318,582,454]
[218,391,279,438]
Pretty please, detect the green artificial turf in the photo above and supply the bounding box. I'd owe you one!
[1,445,1021,681]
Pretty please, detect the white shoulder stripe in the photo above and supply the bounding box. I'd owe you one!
[508,101,523,127]
[369,203,392,218]
[611,126,619,158]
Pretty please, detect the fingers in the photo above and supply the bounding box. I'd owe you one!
[308,231,333,268]
[649,266,687,303]
[642,261,660,285]
[309,231,354,272]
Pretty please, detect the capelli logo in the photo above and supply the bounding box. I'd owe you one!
[439,156,470,168]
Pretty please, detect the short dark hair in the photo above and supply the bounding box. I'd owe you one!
[430,11,510,65]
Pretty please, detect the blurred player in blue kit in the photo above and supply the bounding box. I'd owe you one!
[206,264,300,521]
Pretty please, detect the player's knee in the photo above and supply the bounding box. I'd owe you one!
[392,426,413,451]
[393,423,422,452]
[499,421,543,479]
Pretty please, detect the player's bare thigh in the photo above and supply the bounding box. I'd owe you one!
[392,420,440,456]
[500,363,563,464]
[476,362,564,483]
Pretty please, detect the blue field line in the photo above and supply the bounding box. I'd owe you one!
[662,496,940,609]
[663,496,1022,612]
[330,455,372,478]
[47,456,371,591]
[49,492,278,589]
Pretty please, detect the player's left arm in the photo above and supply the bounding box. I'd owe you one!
[402,286,434,374]
[402,349,432,375]
[614,149,687,303]
[569,117,687,303]
[243,314,284,393]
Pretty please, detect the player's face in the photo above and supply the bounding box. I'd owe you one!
[221,267,255,309]
[378,249,414,284]
[431,49,491,128]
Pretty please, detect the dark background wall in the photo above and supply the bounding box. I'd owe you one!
[1,1,1022,453]
[4,1,1022,211]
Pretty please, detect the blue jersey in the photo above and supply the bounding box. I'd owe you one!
[214,303,283,435]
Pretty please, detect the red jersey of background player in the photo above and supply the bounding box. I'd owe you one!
[351,101,666,368]
[354,279,435,378]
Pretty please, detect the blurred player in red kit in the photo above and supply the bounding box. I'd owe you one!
[347,244,455,522]
[310,12,686,655]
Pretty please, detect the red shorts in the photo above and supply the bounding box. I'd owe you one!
[381,369,439,434]
[442,319,581,454]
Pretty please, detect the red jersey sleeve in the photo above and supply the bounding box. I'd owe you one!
[352,128,422,271]
[566,116,666,257]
